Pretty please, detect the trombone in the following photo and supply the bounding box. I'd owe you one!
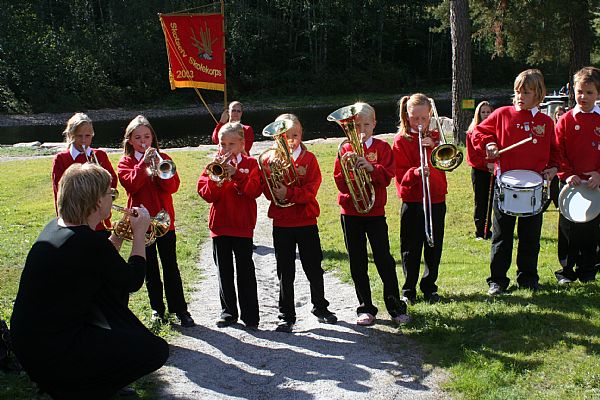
[429,98,463,171]
[418,124,435,248]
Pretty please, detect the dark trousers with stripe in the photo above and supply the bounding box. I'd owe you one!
[273,225,329,323]
[471,167,494,238]
[212,236,259,326]
[400,202,446,299]
[555,213,600,282]
[340,214,402,317]
[145,230,188,315]
[487,199,543,289]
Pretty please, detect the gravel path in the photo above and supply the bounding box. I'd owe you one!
[154,141,449,399]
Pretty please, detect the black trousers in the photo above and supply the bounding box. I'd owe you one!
[212,236,259,326]
[340,214,402,317]
[400,202,446,299]
[555,213,600,282]
[471,167,494,238]
[145,230,188,315]
[38,325,168,400]
[487,199,543,289]
[273,225,329,323]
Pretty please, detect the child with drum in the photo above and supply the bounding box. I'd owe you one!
[554,66,600,284]
[466,101,494,240]
[472,69,560,295]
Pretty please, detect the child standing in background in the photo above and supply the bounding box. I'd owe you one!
[473,69,559,295]
[198,122,262,329]
[334,102,409,327]
[118,115,195,327]
[52,113,117,232]
[466,101,495,240]
[554,66,600,284]
[261,114,337,333]
[393,94,447,304]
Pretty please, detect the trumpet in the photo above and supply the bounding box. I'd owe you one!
[429,98,463,171]
[142,144,177,179]
[109,204,171,247]
[418,124,435,247]
[82,144,100,165]
[206,152,234,186]
[258,119,299,208]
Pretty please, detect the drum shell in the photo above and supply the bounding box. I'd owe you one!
[496,170,545,217]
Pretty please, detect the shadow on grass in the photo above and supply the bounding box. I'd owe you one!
[405,282,600,372]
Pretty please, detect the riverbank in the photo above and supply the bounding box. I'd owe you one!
[0,88,508,127]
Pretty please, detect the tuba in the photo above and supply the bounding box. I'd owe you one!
[258,119,299,208]
[206,152,234,186]
[109,204,171,247]
[428,98,463,171]
[327,105,375,214]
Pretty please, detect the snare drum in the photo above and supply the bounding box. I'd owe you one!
[496,169,547,216]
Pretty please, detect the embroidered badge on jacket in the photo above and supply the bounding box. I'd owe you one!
[532,124,545,136]
[296,165,307,176]
[366,152,377,162]
[594,126,600,137]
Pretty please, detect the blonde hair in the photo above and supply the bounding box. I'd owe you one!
[352,102,376,123]
[122,115,159,156]
[513,69,546,106]
[275,113,306,150]
[468,101,493,132]
[397,93,431,141]
[63,113,93,144]
[218,122,246,154]
[228,101,243,111]
[58,163,111,224]
[573,66,600,93]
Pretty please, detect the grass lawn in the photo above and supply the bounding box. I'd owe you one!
[1,140,599,400]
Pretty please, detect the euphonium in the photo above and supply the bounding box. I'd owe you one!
[327,105,375,214]
[428,98,463,171]
[258,119,299,208]
[206,152,234,186]
[142,144,177,179]
[109,205,171,247]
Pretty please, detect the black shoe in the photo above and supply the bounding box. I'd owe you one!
[386,295,408,315]
[425,292,441,304]
[245,323,259,331]
[488,282,504,296]
[313,309,338,324]
[177,312,196,327]
[216,317,237,328]
[275,321,294,333]
[557,277,573,285]
[401,296,415,306]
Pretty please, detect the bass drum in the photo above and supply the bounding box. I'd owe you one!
[496,169,548,217]
[558,183,600,223]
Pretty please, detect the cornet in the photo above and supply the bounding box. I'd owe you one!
[206,151,234,186]
[142,144,177,179]
[109,204,171,247]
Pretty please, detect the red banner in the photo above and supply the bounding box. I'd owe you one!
[159,13,225,91]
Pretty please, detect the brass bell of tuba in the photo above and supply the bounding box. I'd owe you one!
[258,119,299,208]
[327,105,375,214]
[109,205,171,247]
[428,98,463,172]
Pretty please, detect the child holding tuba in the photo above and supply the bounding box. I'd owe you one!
[118,115,195,327]
[260,114,337,332]
[198,122,262,330]
[333,102,409,327]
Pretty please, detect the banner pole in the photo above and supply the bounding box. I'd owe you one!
[221,0,227,109]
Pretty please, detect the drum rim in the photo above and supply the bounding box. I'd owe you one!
[558,183,600,223]
[499,169,543,188]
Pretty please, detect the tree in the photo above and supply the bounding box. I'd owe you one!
[449,0,472,145]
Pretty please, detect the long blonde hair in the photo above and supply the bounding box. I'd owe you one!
[122,115,160,156]
[63,113,93,144]
[397,93,431,141]
[468,101,493,132]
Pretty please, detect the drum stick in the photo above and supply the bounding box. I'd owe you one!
[498,136,534,155]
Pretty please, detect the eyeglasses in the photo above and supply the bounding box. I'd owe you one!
[108,188,119,201]
[230,109,242,113]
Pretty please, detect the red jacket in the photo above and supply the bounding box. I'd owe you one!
[466,130,489,171]
[262,148,321,227]
[393,130,447,204]
[197,154,262,238]
[472,106,559,176]
[52,147,117,230]
[556,107,600,181]
[212,123,255,153]
[334,137,395,217]
[117,152,179,231]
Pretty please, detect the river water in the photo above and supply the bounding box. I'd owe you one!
[0,98,511,148]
